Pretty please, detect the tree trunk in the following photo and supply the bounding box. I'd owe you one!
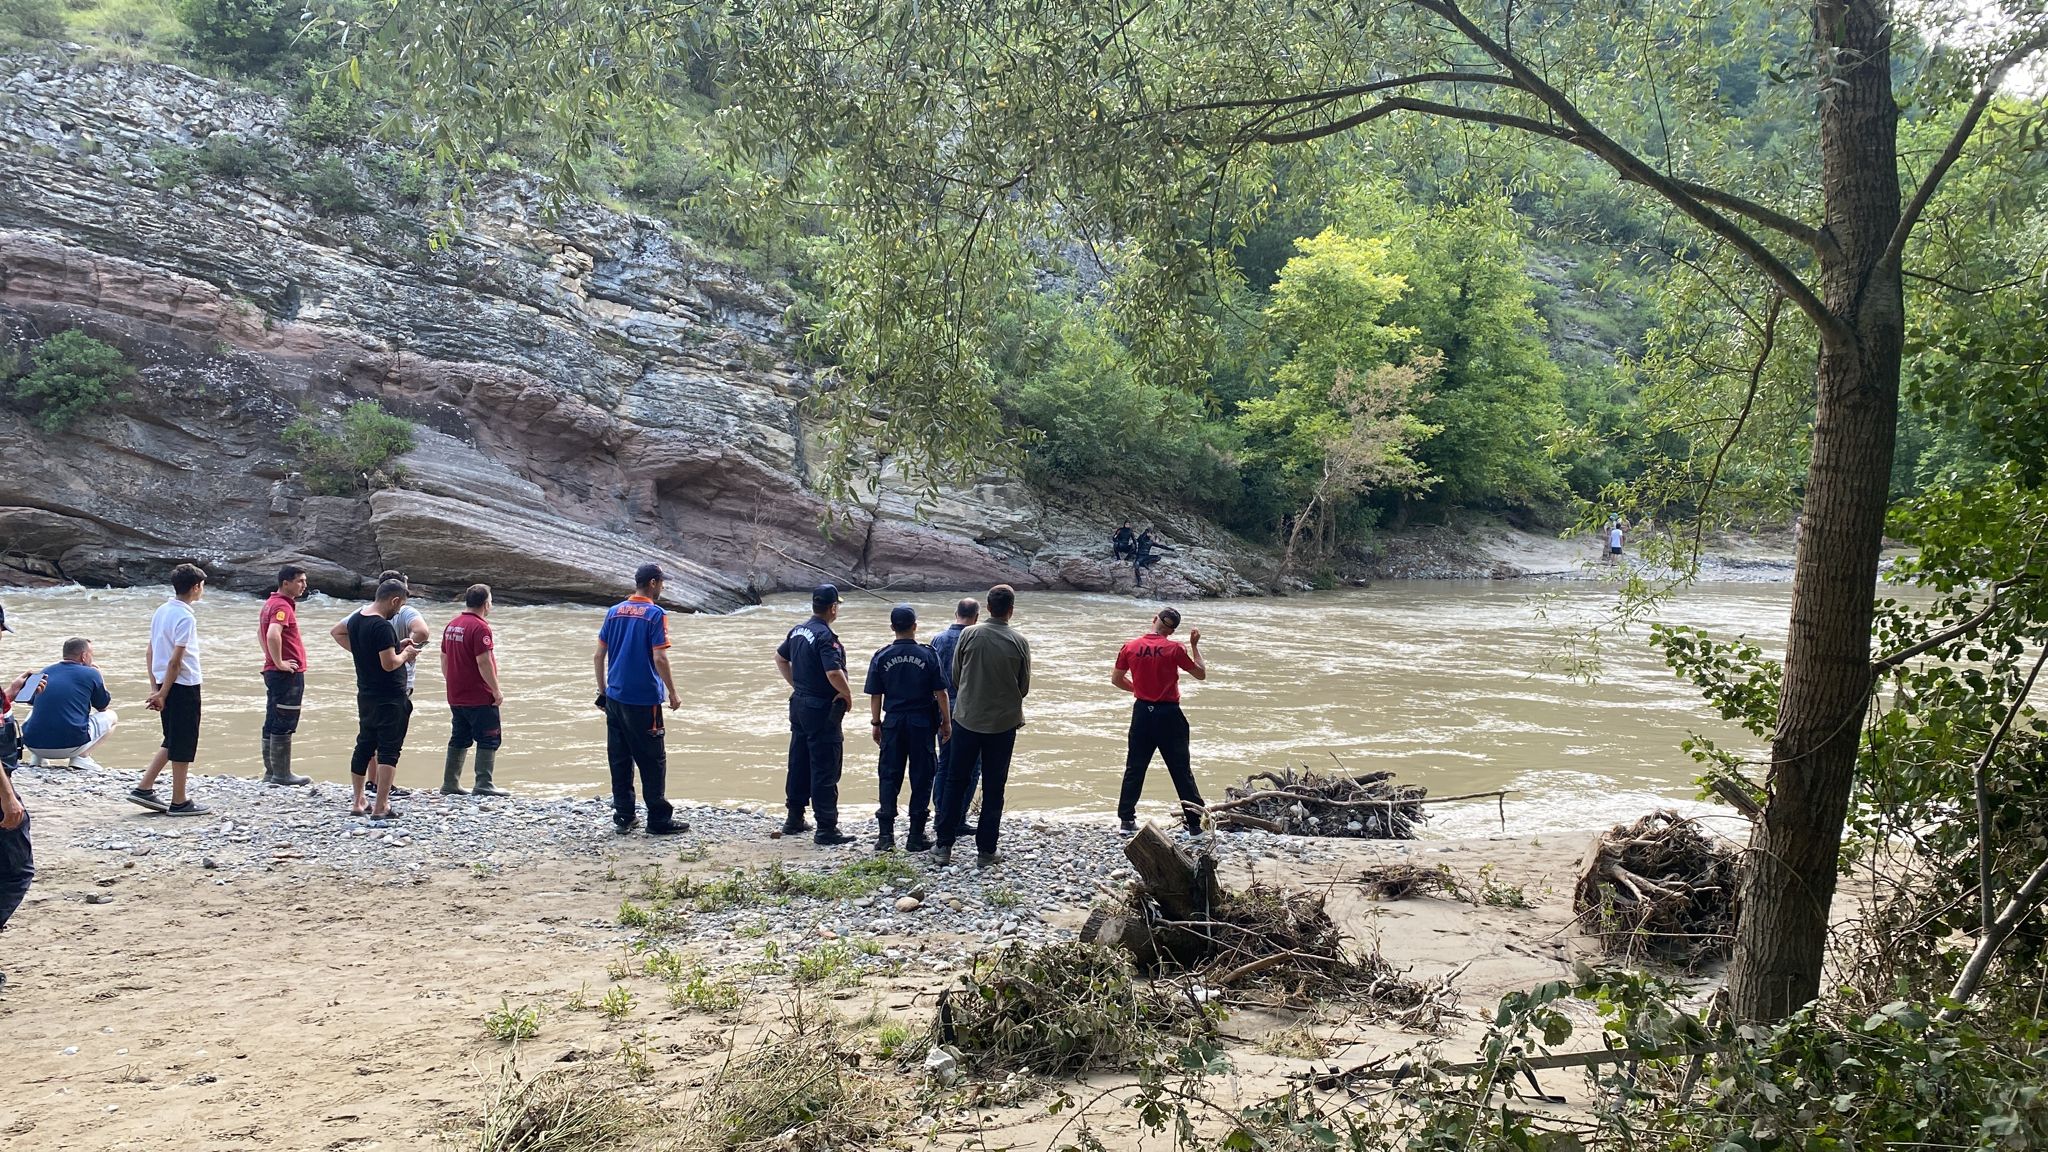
[1726,0,1903,1021]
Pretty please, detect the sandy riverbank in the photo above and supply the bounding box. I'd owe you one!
[0,764,1650,1151]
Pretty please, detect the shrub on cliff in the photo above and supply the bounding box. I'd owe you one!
[296,157,369,214]
[282,400,414,495]
[0,0,65,41]
[9,330,135,433]
[177,0,309,74]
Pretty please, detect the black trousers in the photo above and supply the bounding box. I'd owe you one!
[875,721,936,828]
[448,705,503,750]
[1118,700,1204,827]
[786,695,845,830]
[606,699,674,828]
[262,670,304,737]
[938,724,1016,856]
[0,806,30,932]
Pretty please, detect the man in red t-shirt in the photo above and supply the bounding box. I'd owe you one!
[259,564,313,786]
[440,583,507,796]
[1111,606,1208,833]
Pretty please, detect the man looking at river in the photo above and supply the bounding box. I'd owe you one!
[863,603,950,853]
[934,584,1030,868]
[776,584,856,847]
[595,564,686,835]
[1112,606,1207,833]
[259,564,312,787]
[135,563,211,816]
[928,597,976,837]
[441,584,507,796]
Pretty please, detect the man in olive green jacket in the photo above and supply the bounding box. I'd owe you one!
[934,584,1030,867]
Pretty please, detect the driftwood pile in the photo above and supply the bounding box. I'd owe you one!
[1082,827,1451,1021]
[1573,810,1742,970]
[1209,766,1429,838]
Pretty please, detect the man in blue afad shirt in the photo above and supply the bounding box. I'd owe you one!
[863,604,952,853]
[594,563,686,836]
[776,584,856,846]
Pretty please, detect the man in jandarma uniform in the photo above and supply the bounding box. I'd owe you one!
[863,603,951,852]
[595,564,685,835]
[776,584,856,846]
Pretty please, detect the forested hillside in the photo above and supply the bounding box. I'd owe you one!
[1,0,1922,583]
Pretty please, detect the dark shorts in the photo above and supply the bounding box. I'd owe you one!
[449,704,503,751]
[159,682,201,762]
[353,696,412,771]
[1609,545,1623,555]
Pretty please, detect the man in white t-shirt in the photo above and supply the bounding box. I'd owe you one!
[130,564,211,816]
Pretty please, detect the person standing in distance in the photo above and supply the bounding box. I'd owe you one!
[136,563,211,816]
[376,569,432,697]
[775,584,856,846]
[863,604,951,852]
[441,583,508,796]
[594,564,686,835]
[1112,606,1208,833]
[934,584,1030,868]
[258,564,313,786]
[928,598,977,837]
[332,578,419,820]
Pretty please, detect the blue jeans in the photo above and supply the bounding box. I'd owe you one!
[0,808,31,932]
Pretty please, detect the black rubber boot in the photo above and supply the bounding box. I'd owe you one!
[441,746,469,795]
[874,821,895,853]
[264,735,311,786]
[814,828,856,847]
[471,747,508,796]
[905,819,933,853]
[260,734,273,777]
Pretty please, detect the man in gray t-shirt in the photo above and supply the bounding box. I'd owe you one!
[375,570,430,695]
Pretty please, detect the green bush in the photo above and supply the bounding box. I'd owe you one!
[0,0,66,39]
[287,84,368,146]
[176,0,305,73]
[296,156,368,214]
[621,145,708,207]
[281,399,414,494]
[10,330,134,432]
[193,134,275,180]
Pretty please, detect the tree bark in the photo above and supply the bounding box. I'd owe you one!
[1726,0,1903,1021]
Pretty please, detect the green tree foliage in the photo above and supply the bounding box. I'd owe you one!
[282,399,414,495]
[9,330,135,432]
[1342,188,1567,510]
[177,0,306,74]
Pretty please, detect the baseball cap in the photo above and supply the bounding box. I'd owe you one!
[889,603,916,631]
[634,562,666,587]
[812,583,841,611]
[0,603,12,633]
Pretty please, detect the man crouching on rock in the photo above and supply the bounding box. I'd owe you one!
[332,578,419,820]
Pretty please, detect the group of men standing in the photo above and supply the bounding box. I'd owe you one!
[746,579,1209,867]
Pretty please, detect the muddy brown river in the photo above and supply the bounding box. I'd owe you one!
[0,583,1789,833]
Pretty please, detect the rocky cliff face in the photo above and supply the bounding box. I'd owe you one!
[0,49,1268,609]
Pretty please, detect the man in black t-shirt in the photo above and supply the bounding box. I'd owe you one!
[330,579,419,820]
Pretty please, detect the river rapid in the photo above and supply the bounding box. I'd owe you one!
[0,582,1789,835]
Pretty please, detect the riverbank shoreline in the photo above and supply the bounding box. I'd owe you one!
[0,761,1639,1150]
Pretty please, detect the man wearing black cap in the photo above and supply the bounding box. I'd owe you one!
[775,584,856,846]
[594,564,686,835]
[863,604,951,852]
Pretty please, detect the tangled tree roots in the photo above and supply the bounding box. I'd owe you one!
[694,1009,899,1150]
[1085,827,1454,1022]
[1573,810,1741,970]
[1209,766,1427,838]
[937,942,1210,1074]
